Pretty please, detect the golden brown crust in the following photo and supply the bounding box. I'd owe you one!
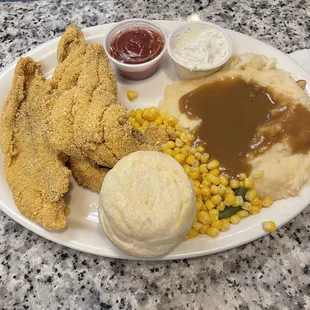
[69,156,109,193]
[0,57,71,230]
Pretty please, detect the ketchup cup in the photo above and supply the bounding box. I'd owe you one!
[104,19,167,80]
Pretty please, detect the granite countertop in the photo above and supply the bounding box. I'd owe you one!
[1,1,310,309]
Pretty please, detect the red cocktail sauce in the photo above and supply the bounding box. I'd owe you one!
[109,28,164,65]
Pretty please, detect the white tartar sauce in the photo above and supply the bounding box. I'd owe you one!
[171,26,229,70]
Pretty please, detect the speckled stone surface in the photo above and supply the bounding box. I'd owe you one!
[0,1,310,309]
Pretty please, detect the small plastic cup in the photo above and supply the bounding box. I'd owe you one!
[167,21,233,80]
[103,19,167,80]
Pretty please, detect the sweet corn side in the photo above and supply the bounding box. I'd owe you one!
[128,107,274,239]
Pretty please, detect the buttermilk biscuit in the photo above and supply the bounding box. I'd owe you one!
[98,151,196,257]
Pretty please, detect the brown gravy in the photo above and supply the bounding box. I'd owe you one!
[179,77,310,176]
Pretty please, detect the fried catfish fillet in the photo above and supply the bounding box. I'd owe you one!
[47,25,169,170]
[0,58,71,230]
[69,156,109,193]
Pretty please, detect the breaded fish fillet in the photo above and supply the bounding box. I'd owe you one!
[69,156,109,193]
[47,25,170,169]
[0,58,71,230]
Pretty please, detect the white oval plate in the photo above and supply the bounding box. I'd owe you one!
[0,21,309,260]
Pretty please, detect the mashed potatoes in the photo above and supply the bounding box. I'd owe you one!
[98,151,196,257]
[159,53,310,200]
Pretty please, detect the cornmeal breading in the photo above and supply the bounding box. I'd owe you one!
[0,25,170,229]
[0,58,71,230]
[69,156,109,193]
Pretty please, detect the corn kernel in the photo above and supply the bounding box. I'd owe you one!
[230,179,240,189]
[194,152,201,161]
[64,206,70,216]
[127,90,138,100]
[211,194,222,205]
[211,176,221,185]
[209,209,219,220]
[224,194,236,206]
[216,201,226,211]
[220,219,230,231]
[262,221,277,232]
[145,107,157,121]
[194,186,202,196]
[142,120,150,127]
[201,187,211,197]
[186,155,196,165]
[262,196,273,207]
[173,147,181,154]
[155,117,163,125]
[189,168,200,180]
[210,169,220,177]
[166,141,175,149]
[236,210,249,219]
[189,148,196,154]
[207,159,220,170]
[206,227,220,237]
[200,153,210,164]
[135,114,144,125]
[206,173,215,183]
[197,211,212,225]
[133,122,141,128]
[219,176,229,186]
[175,138,184,147]
[218,184,226,196]
[188,228,199,238]
[224,188,234,197]
[194,181,201,188]
[201,204,208,211]
[164,149,174,156]
[192,221,203,231]
[242,202,252,211]
[244,177,254,188]
[199,224,210,234]
[211,184,220,195]
[239,181,244,187]
[250,196,261,206]
[135,108,142,116]
[196,201,203,212]
[183,164,191,175]
[187,134,195,142]
[238,173,246,180]
[142,108,149,118]
[211,219,222,230]
[168,116,178,126]
[180,133,189,143]
[196,146,204,153]
[249,205,260,214]
[205,200,215,210]
[192,159,200,168]
[129,117,135,123]
[202,179,211,188]
[230,215,241,224]
[128,110,136,117]
[233,196,244,207]
[245,189,257,201]
[199,164,208,174]
[196,194,203,202]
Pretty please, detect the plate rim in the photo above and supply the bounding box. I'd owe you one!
[0,20,310,260]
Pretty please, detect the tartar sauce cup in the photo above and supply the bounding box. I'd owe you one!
[103,19,167,80]
[167,21,233,80]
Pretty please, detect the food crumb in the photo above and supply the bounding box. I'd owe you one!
[127,90,138,100]
[262,221,276,232]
